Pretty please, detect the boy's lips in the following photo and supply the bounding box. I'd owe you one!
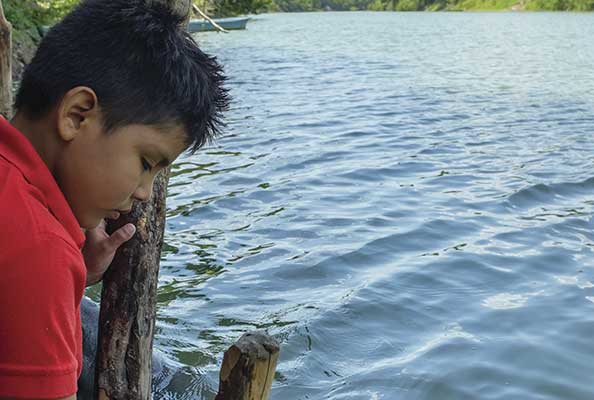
[107,209,132,220]
[107,210,120,219]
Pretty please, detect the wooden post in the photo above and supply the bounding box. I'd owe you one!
[94,1,191,399]
[0,0,12,118]
[216,332,280,400]
[95,169,170,400]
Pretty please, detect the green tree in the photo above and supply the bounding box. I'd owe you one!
[367,0,386,10]
[210,0,275,15]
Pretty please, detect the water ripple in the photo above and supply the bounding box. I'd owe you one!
[145,12,594,400]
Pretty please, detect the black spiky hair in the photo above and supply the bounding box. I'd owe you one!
[15,0,229,153]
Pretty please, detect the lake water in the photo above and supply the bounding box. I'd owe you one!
[113,11,594,399]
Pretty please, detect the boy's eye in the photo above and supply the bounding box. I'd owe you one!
[141,158,152,172]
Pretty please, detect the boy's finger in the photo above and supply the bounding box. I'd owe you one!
[86,219,106,235]
[107,224,136,250]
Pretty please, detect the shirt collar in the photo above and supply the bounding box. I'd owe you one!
[0,116,85,249]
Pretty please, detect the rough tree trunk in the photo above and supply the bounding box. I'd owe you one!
[96,170,170,400]
[95,1,191,399]
[0,0,12,118]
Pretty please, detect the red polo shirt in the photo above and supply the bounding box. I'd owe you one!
[0,116,86,398]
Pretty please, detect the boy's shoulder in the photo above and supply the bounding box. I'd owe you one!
[0,159,85,400]
[0,156,79,253]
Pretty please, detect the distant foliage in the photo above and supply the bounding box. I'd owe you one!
[211,0,277,16]
[4,0,79,31]
[311,0,594,11]
[4,0,46,31]
[525,0,594,10]
[448,0,518,9]
[41,0,81,19]
[276,0,594,11]
[367,0,387,9]
[4,0,594,31]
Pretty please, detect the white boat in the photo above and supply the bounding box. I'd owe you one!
[187,17,250,32]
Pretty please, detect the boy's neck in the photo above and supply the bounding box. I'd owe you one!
[11,112,61,175]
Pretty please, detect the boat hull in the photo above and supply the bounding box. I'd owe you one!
[188,17,250,32]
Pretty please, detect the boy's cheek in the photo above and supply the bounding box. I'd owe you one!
[64,187,110,229]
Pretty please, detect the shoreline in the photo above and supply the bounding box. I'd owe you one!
[7,5,592,81]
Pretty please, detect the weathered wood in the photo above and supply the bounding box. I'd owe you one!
[96,169,170,400]
[215,331,280,400]
[0,0,12,118]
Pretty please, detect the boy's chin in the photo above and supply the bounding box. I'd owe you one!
[81,221,102,231]
[77,213,104,231]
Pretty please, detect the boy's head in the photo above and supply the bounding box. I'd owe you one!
[13,0,229,229]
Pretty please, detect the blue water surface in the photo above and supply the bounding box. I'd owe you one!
[138,12,594,400]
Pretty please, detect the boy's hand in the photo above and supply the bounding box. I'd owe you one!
[83,219,136,286]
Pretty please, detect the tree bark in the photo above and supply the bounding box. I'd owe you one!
[95,1,192,399]
[0,0,12,118]
[96,169,170,400]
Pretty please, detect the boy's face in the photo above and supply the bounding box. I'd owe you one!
[56,121,188,230]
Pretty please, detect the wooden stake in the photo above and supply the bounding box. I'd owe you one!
[215,331,280,400]
[96,169,170,400]
[0,0,12,118]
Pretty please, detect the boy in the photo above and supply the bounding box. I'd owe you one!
[0,0,228,398]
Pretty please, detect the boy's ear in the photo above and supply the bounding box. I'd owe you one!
[57,86,100,142]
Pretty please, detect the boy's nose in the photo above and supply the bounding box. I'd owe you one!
[133,180,153,202]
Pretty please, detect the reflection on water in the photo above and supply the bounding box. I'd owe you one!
[93,11,594,400]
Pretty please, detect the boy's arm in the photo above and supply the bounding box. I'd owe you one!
[0,234,84,398]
